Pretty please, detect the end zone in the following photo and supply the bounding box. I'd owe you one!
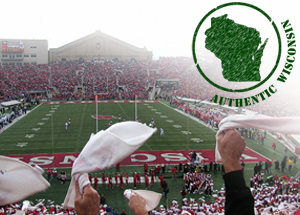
[7,149,268,169]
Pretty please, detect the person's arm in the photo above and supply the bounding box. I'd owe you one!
[217,129,255,215]
[128,193,148,215]
[74,182,100,215]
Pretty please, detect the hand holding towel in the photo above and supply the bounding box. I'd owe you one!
[63,121,157,208]
[216,115,300,161]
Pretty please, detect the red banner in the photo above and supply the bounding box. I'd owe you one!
[6,149,267,169]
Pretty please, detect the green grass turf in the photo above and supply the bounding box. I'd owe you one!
[1,100,299,213]
[0,101,217,154]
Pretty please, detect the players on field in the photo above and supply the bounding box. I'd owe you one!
[160,128,164,136]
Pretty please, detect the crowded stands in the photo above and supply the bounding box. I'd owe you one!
[1,57,299,117]
[1,162,300,214]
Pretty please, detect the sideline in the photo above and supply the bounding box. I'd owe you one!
[157,100,277,161]
[0,103,43,134]
[158,100,217,132]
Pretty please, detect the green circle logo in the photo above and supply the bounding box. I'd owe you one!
[192,2,281,93]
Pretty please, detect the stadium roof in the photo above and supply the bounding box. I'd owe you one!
[1,100,21,107]
[292,135,300,146]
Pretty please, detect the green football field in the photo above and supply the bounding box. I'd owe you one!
[0,100,298,212]
[0,101,217,154]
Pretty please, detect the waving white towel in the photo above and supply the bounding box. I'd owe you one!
[63,121,157,208]
[215,115,300,161]
[124,189,162,211]
[0,156,50,205]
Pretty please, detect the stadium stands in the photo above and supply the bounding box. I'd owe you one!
[1,57,300,116]
[1,166,300,214]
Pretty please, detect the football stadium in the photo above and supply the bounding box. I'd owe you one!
[1,58,300,214]
[1,1,300,215]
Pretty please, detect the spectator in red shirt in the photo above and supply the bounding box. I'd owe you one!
[150,169,155,186]
[88,174,93,184]
[125,172,129,186]
[114,173,119,187]
[172,166,177,179]
[46,168,51,181]
[144,163,148,174]
[133,172,137,189]
[52,168,58,181]
[120,171,124,188]
[159,175,164,188]
[267,159,273,174]
[155,165,161,179]
[101,173,107,187]
[94,176,99,190]
[136,172,141,185]
[107,175,113,189]
[144,174,149,190]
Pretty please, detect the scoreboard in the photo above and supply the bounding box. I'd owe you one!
[2,41,24,52]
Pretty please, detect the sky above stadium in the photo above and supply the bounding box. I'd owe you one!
[1,0,299,59]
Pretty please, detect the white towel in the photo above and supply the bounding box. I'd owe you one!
[0,156,50,206]
[63,121,157,208]
[124,189,162,211]
[260,202,298,215]
[215,115,300,161]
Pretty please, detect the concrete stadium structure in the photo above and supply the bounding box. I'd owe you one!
[1,31,153,66]
[0,39,48,66]
[49,31,153,62]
